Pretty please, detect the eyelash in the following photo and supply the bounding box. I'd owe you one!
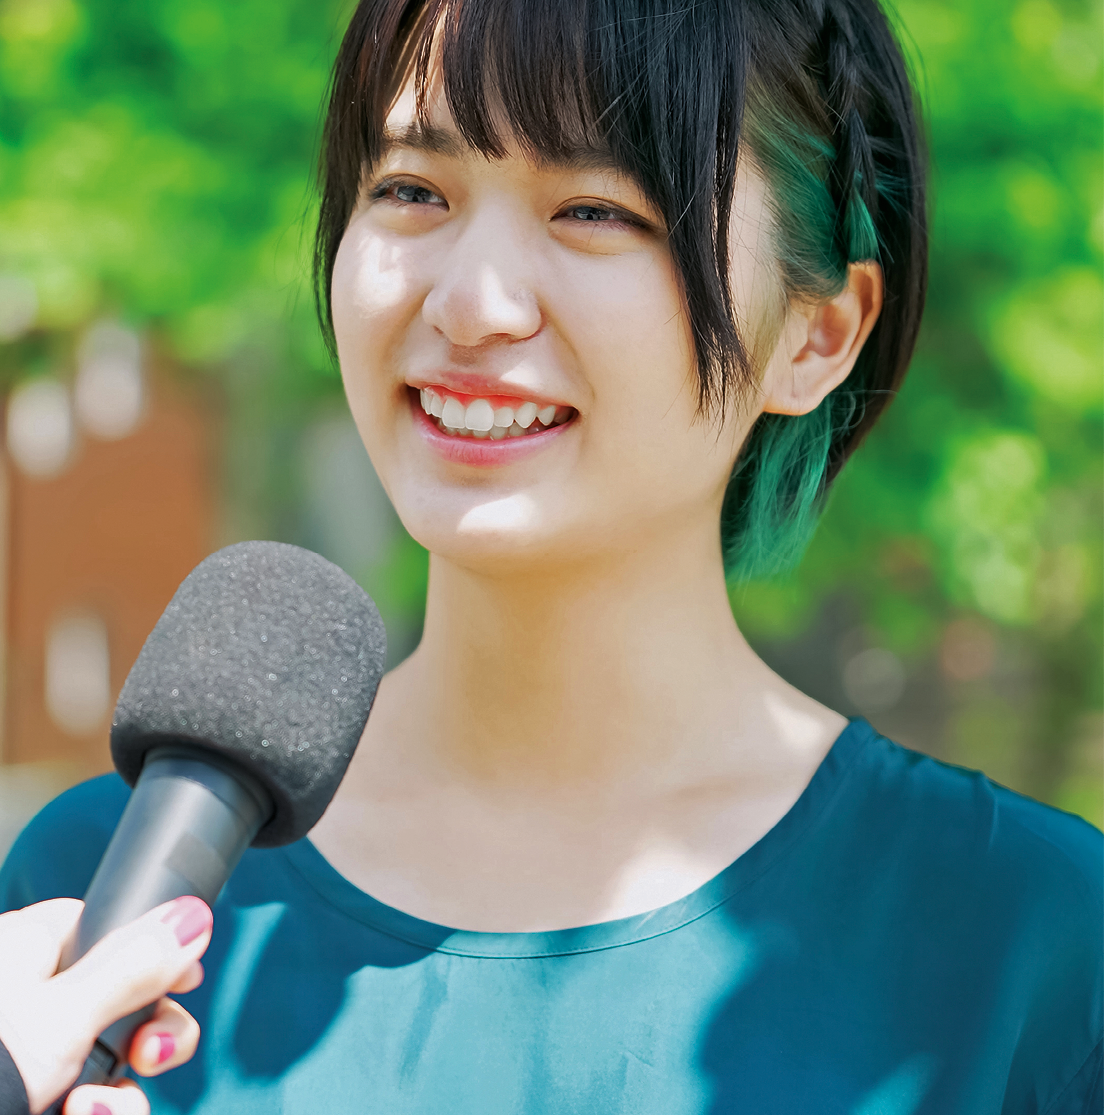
[561,204,645,229]
[368,179,444,206]
[367,177,647,229]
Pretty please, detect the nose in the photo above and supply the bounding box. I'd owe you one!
[422,208,542,348]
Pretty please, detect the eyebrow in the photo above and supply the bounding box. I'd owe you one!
[379,123,626,177]
[380,123,467,159]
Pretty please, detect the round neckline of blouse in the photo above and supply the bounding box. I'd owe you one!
[285,718,876,959]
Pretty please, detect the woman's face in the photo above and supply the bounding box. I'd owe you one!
[331,79,779,576]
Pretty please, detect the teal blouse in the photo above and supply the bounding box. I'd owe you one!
[2,720,1100,1114]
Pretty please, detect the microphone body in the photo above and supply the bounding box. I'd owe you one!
[55,749,272,1086]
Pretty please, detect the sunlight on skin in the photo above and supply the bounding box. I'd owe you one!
[471,263,523,322]
[760,689,842,755]
[340,223,409,310]
[605,841,711,915]
[456,493,539,535]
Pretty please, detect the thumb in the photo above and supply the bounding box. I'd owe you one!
[51,897,212,1035]
[0,898,85,983]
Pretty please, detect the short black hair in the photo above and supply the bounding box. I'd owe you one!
[314,0,928,576]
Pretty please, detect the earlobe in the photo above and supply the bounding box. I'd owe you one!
[760,261,884,416]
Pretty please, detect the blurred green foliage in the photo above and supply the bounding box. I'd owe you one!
[0,0,1099,821]
[0,0,343,382]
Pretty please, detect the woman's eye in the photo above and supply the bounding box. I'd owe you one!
[394,183,444,205]
[551,199,654,252]
[566,205,619,223]
[369,179,446,207]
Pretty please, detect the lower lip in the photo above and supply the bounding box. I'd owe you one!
[411,394,573,466]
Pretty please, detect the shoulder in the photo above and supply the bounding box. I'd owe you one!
[845,722,1102,1095]
[850,723,1101,914]
[0,774,129,911]
[839,720,1102,982]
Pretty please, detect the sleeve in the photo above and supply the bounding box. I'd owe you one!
[0,775,130,913]
[997,796,1104,1115]
[1043,1039,1102,1115]
[0,1040,30,1115]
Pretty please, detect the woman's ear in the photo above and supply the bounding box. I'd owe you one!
[759,261,884,416]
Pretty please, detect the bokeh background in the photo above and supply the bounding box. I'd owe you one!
[0,0,1099,855]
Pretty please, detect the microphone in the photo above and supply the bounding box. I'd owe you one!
[48,541,386,1107]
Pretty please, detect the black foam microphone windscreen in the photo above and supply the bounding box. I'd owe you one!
[48,541,386,1108]
[111,539,387,846]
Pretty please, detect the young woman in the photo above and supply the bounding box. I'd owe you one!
[2,0,1100,1112]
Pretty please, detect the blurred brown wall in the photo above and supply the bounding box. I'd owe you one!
[3,371,215,774]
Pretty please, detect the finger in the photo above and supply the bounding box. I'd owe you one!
[0,898,84,981]
[127,999,200,1077]
[51,897,212,1035]
[64,1078,148,1115]
[168,960,204,995]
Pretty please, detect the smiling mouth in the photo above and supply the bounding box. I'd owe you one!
[417,386,576,439]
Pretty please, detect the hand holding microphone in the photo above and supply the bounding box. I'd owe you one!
[0,895,211,1115]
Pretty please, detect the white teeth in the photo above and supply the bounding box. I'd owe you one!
[441,396,466,429]
[465,398,495,432]
[421,386,573,440]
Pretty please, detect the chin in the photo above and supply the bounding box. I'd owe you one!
[399,496,591,576]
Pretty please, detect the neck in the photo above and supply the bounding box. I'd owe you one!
[387,528,799,793]
[318,520,848,933]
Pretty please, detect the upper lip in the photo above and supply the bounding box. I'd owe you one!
[406,372,573,409]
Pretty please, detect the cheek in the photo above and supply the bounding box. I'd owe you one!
[331,219,417,363]
[555,250,692,382]
[333,215,457,400]
[331,218,435,463]
[329,222,429,513]
[549,252,736,499]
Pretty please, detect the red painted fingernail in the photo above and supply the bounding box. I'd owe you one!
[159,895,212,946]
[154,1031,175,1064]
[91,1105,112,1115]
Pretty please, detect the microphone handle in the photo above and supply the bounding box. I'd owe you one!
[45,748,271,1113]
